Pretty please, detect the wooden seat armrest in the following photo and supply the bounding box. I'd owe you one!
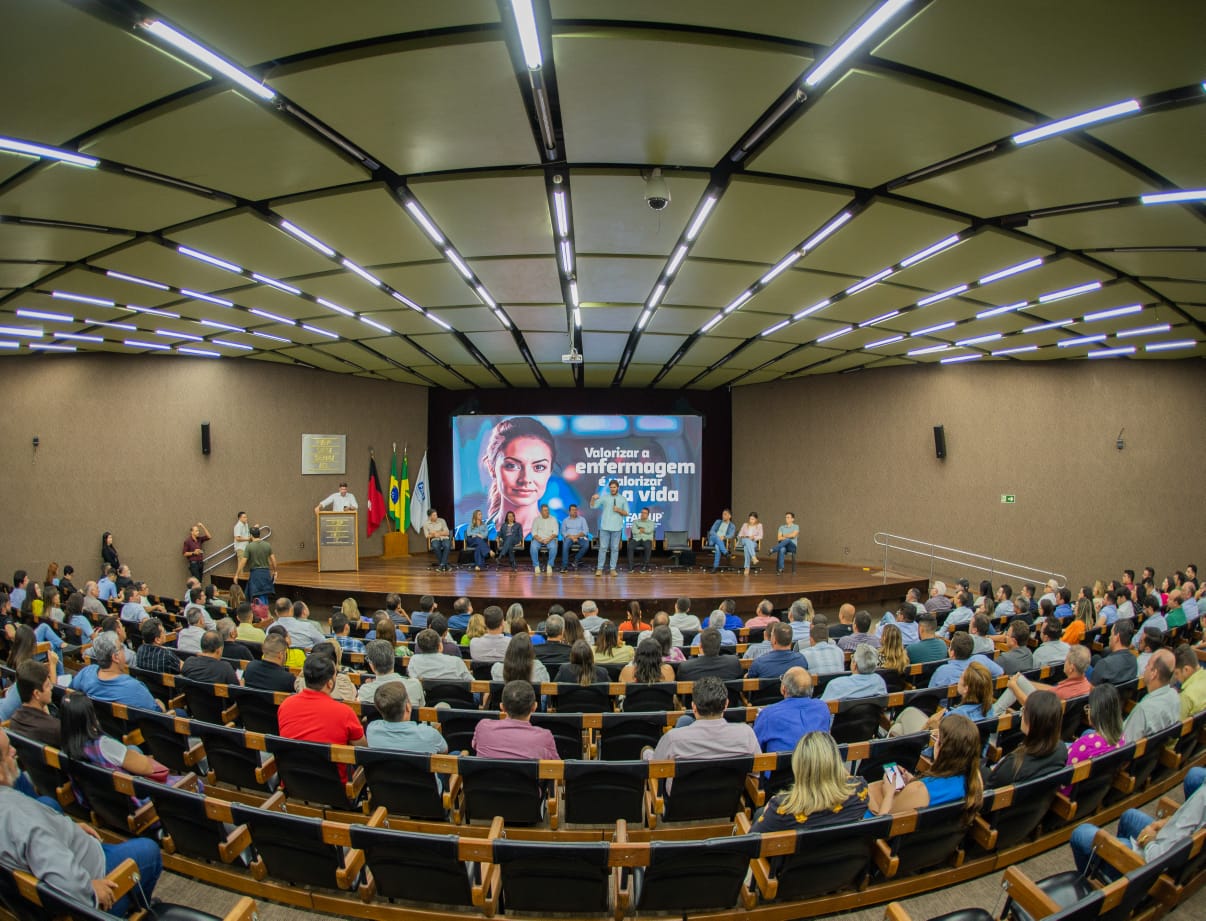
[744,773,765,807]
[442,773,463,811]
[337,847,366,889]
[221,703,240,724]
[183,740,206,767]
[1094,830,1145,874]
[1049,792,1077,821]
[122,729,143,747]
[750,856,778,899]
[1155,795,1180,819]
[366,806,389,828]
[476,860,501,917]
[873,839,899,878]
[1003,865,1061,919]
[345,765,367,801]
[128,800,159,836]
[217,824,252,863]
[1112,771,1136,794]
[221,897,258,921]
[1158,747,1181,769]
[971,814,998,851]
[168,694,186,711]
[734,812,753,835]
[171,772,200,791]
[254,755,277,784]
[884,902,915,921]
[262,790,287,811]
[106,857,142,902]
[614,818,629,843]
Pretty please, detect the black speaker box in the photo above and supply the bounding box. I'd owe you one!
[933,424,946,459]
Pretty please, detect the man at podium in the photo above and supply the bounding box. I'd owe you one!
[315,482,358,514]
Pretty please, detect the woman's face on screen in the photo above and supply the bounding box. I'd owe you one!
[496,436,552,507]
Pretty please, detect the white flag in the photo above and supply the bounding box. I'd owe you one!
[409,451,430,533]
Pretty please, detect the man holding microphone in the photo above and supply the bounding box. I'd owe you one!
[590,479,629,576]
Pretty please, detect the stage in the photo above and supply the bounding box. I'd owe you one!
[217,555,928,620]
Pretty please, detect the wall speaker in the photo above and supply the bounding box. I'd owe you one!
[201,422,211,455]
[933,424,946,460]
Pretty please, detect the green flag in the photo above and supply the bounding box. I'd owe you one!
[400,453,411,531]
[388,449,402,529]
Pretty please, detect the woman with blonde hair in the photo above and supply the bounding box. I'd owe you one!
[878,624,910,686]
[1062,596,1096,645]
[752,732,867,832]
[341,596,361,623]
[460,612,486,647]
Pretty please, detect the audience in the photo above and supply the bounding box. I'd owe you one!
[242,632,297,692]
[869,714,983,819]
[180,630,240,685]
[754,667,831,753]
[406,627,471,680]
[821,644,888,702]
[1090,620,1138,686]
[678,629,743,680]
[747,623,808,680]
[357,638,423,706]
[642,677,759,765]
[472,680,557,759]
[752,732,868,833]
[1122,649,1181,743]
[366,682,447,754]
[986,690,1067,788]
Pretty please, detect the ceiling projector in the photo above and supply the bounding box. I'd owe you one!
[562,348,584,364]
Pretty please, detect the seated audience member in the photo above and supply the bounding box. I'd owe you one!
[822,644,889,702]
[668,596,701,633]
[1175,644,1206,718]
[215,617,253,662]
[619,638,676,688]
[883,603,919,645]
[472,680,558,759]
[492,632,551,685]
[533,613,572,669]
[175,607,206,655]
[61,693,179,787]
[644,610,686,650]
[652,623,687,665]
[383,593,409,626]
[754,667,832,753]
[718,598,744,633]
[242,632,297,693]
[181,587,217,630]
[277,654,365,757]
[1031,616,1070,668]
[592,620,634,666]
[685,611,732,649]
[1133,596,1166,648]
[870,714,984,818]
[1091,620,1138,686]
[134,618,181,675]
[678,629,744,681]
[71,631,162,711]
[1095,590,1120,628]
[837,610,881,653]
[907,613,949,664]
[752,732,868,833]
[1053,586,1074,621]
[366,682,447,754]
[786,599,814,646]
[329,611,365,656]
[181,630,241,685]
[554,639,609,685]
[355,639,419,706]
[746,599,780,630]
[892,661,995,737]
[943,591,975,630]
[967,614,995,656]
[925,581,952,615]
[469,605,511,663]
[407,628,472,681]
[118,586,146,625]
[618,600,651,634]
[1062,596,1096,645]
[235,602,266,644]
[803,620,846,675]
[1122,649,1181,743]
[410,595,438,629]
[426,612,461,657]
[643,676,759,764]
[829,604,855,640]
[987,690,1067,788]
[997,620,1034,675]
[878,624,910,688]
[996,645,1093,713]
[1062,683,1125,794]
[369,615,408,658]
[447,596,474,633]
[8,660,61,746]
[0,728,163,916]
[747,623,809,680]
[578,600,606,636]
[1,626,58,721]
[1135,627,1163,674]
[928,632,1003,688]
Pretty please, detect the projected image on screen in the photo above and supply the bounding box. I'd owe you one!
[452,415,703,539]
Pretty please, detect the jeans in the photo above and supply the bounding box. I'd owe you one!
[498,536,522,567]
[598,530,622,571]
[739,537,758,568]
[711,538,730,568]
[430,538,450,566]
[628,539,652,569]
[562,537,589,568]
[531,538,558,569]
[1071,767,1206,879]
[770,539,797,571]
[34,622,63,653]
[103,837,162,916]
[464,535,490,567]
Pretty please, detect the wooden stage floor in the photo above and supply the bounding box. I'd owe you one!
[234,556,929,617]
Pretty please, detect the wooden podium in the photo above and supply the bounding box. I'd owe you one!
[316,511,358,571]
[382,531,410,559]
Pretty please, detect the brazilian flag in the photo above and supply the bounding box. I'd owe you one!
[400,453,410,531]
[388,449,403,529]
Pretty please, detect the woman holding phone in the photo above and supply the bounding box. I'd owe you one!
[869,713,983,820]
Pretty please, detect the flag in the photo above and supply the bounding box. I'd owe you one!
[388,448,402,529]
[400,452,410,531]
[366,456,386,537]
[409,451,429,534]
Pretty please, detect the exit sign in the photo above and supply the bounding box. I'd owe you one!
[1001,494,1016,504]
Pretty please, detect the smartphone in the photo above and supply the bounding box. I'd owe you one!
[883,762,906,790]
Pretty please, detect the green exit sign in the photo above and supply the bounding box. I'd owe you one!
[1001,494,1016,504]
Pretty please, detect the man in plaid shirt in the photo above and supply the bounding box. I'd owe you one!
[331,611,365,655]
[133,618,181,675]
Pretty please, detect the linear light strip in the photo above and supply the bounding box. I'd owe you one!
[1145,340,1197,352]
[992,345,1039,356]
[940,353,980,364]
[1087,346,1135,358]
[180,289,234,307]
[251,273,301,295]
[865,334,904,349]
[804,0,912,88]
[685,195,719,242]
[978,257,1044,286]
[1116,323,1169,339]
[279,221,335,257]
[211,338,254,351]
[143,20,276,101]
[917,284,968,307]
[1038,280,1102,303]
[340,259,381,288]
[106,271,169,291]
[846,268,892,295]
[1083,303,1142,322]
[977,301,1027,320]
[1012,99,1140,145]
[1140,189,1206,205]
[509,0,543,70]
[900,235,960,268]
[17,309,72,322]
[52,291,113,307]
[0,136,98,168]
[177,246,241,274]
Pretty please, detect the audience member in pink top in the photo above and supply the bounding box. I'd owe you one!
[1061,683,1125,796]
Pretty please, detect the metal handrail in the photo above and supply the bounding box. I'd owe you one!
[203,526,273,575]
[873,531,1066,589]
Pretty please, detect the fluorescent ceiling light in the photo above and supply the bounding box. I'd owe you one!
[978,257,1044,286]
[573,307,581,327]
[637,310,652,330]
[52,291,113,307]
[428,314,452,331]
[1038,281,1101,303]
[685,195,719,241]
[846,268,892,295]
[1140,189,1206,205]
[701,314,724,333]
[199,319,243,332]
[156,329,201,341]
[801,212,853,252]
[911,321,956,337]
[143,20,276,100]
[558,241,573,274]
[1116,323,1169,339]
[1023,319,1073,333]
[1057,334,1108,348]
[569,281,580,307]
[391,291,425,312]
[405,201,444,244]
[0,325,42,337]
[340,259,381,287]
[178,347,220,358]
[177,246,242,274]
[1012,99,1140,145]
[279,221,335,256]
[211,338,253,351]
[89,319,137,331]
[955,332,1002,347]
[249,308,294,325]
[992,345,1039,356]
[0,341,17,349]
[17,309,71,322]
[907,344,949,356]
[1145,339,1197,352]
[900,235,960,268]
[803,0,912,88]
[127,305,180,319]
[723,290,754,314]
[475,286,497,308]
[0,136,97,168]
[940,353,980,364]
[647,284,667,310]
[55,333,103,343]
[509,0,543,69]
[29,342,75,352]
[316,297,354,317]
[977,301,1027,320]
[251,273,301,295]
[181,289,234,307]
[816,325,853,343]
[251,331,290,343]
[124,339,169,351]
[761,320,790,337]
[302,323,339,339]
[358,316,391,334]
[794,299,830,320]
[1083,303,1142,322]
[865,334,904,349]
[106,270,168,290]
[917,284,968,307]
[553,189,568,237]
[760,252,800,285]
[859,310,899,328]
[665,245,689,277]
[1087,346,1135,358]
[493,309,511,328]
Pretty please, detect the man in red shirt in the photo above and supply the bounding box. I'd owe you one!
[472,681,558,760]
[277,655,364,778]
[996,644,1093,713]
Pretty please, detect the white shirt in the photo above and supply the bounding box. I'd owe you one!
[233,520,251,548]
[531,515,559,542]
[319,491,358,511]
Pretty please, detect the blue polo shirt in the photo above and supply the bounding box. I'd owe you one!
[754,697,833,753]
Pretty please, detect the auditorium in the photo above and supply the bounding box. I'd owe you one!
[0,2,1204,920]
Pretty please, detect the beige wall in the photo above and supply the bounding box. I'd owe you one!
[0,355,427,594]
[733,360,1205,590]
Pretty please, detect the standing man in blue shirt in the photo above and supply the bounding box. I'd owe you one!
[767,512,800,574]
[590,480,629,576]
[559,504,590,572]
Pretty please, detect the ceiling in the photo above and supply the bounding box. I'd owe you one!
[1,0,1203,389]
